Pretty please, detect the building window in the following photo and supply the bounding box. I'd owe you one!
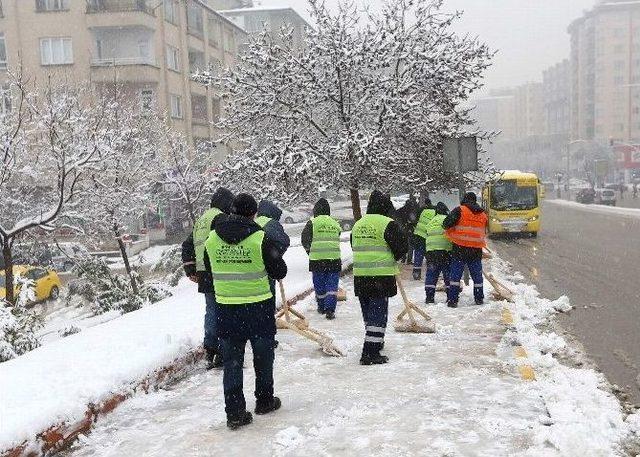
[187,3,204,38]
[0,34,6,70]
[614,75,625,85]
[164,0,179,25]
[0,85,11,115]
[212,97,221,123]
[166,44,180,71]
[191,94,207,122]
[188,48,205,74]
[36,0,69,12]
[170,94,183,119]
[208,16,220,48]
[224,31,233,52]
[0,1,4,18]
[40,37,73,65]
[140,89,154,113]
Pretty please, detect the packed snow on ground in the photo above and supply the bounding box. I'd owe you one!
[0,241,349,451]
[108,244,177,269]
[547,198,640,219]
[64,255,638,456]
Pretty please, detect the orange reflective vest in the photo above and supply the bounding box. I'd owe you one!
[445,206,488,248]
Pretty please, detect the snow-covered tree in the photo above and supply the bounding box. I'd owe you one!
[0,277,43,362]
[196,0,494,218]
[158,129,215,226]
[78,87,163,296]
[0,71,113,303]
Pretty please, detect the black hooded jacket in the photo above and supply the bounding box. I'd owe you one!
[203,215,287,339]
[442,196,486,262]
[301,198,342,272]
[351,191,408,298]
[181,187,234,294]
[395,197,420,234]
[257,200,290,256]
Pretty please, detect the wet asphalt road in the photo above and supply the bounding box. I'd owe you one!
[492,200,640,404]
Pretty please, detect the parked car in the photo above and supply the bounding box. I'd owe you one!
[281,206,313,224]
[575,188,595,204]
[594,188,617,206]
[569,178,592,191]
[0,265,62,302]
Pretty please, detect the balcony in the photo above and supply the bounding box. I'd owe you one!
[90,57,160,83]
[86,0,156,29]
[86,0,155,15]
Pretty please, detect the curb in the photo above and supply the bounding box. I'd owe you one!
[3,264,354,457]
[500,307,536,382]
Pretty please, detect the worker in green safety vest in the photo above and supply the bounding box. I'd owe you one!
[424,202,452,304]
[203,193,287,430]
[301,198,342,320]
[351,190,407,366]
[181,187,234,370]
[412,198,435,281]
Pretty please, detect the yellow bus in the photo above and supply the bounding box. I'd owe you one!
[482,170,542,237]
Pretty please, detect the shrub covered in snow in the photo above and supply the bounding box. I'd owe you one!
[69,257,171,315]
[0,279,43,362]
[149,245,183,287]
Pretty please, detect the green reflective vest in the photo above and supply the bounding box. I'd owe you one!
[309,215,341,261]
[352,214,398,277]
[413,208,436,239]
[425,214,452,252]
[255,216,271,228]
[193,208,222,271]
[205,230,272,305]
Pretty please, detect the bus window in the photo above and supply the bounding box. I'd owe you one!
[490,180,538,211]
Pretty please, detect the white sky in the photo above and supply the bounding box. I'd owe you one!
[255,0,597,92]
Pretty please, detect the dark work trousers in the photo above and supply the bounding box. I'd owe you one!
[413,239,426,272]
[359,297,389,355]
[424,259,451,301]
[220,335,275,419]
[447,258,484,303]
[404,235,414,264]
[204,292,219,352]
[312,271,340,313]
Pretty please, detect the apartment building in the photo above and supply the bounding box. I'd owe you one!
[543,59,571,136]
[0,0,247,158]
[219,6,311,49]
[473,89,517,141]
[569,0,640,143]
[513,82,545,138]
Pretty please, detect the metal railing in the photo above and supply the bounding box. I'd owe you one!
[86,0,155,16]
[91,56,157,67]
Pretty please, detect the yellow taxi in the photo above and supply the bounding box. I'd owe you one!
[0,265,62,302]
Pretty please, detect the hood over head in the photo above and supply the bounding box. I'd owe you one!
[435,202,449,215]
[366,190,394,217]
[231,193,258,218]
[257,200,283,221]
[210,187,234,214]
[313,198,331,216]
[461,192,484,214]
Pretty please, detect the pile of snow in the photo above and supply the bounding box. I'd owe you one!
[547,199,640,219]
[0,241,350,451]
[489,255,639,455]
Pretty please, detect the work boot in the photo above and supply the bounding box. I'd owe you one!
[255,397,281,415]
[360,353,389,365]
[227,411,253,430]
[447,301,458,308]
[425,297,435,305]
[317,307,325,314]
[412,270,421,281]
[325,311,335,320]
[212,353,224,369]
[475,299,484,306]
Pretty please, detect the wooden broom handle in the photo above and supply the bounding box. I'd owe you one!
[278,280,290,322]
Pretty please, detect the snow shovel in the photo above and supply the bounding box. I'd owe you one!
[276,281,344,357]
[394,275,436,333]
[483,272,514,302]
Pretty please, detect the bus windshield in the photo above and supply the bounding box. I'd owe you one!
[490,180,538,211]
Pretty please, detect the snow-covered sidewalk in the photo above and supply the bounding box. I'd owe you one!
[546,198,640,219]
[64,259,640,456]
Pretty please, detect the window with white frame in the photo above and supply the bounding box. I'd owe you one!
[40,37,73,65]
[170,94,183,119]
[0,34,6,70]
[166,44,180,71]
[140,89,154,113]
[36,0,69,12]
[0,85,11,115]
[164,0,179,25]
